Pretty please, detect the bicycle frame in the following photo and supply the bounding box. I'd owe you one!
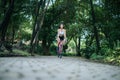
[57,40,63,58]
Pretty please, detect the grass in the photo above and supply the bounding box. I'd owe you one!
[89,54,120,66]
[0,48,120,66]
[104,56,120,66]
[0,49,31,57]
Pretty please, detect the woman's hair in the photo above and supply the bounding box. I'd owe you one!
[59,23,64,29]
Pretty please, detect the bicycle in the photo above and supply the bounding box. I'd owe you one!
[57,40,63,58]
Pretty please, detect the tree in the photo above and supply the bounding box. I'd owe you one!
[30,0,50,55]
[0,0,15,52]
[89,0,100,54]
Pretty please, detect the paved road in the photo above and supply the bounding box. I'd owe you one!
[0,56,120,80]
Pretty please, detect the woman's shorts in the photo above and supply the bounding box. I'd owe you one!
[59,36,64,41]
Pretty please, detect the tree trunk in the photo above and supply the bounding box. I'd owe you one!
[77,36,81,56]
[0,0,14,52]
[73,36,81,56]
[30,0,43,54]
[42,39,51,55]
[30,0,50,55]
[90,0,100,54]
[0,0,14,42]
[12,25,15,45]
[1,0,7,14]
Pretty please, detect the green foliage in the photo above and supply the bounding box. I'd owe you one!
[94,40,120,65]
[0,49,30,57]
[64,53,76,56]
[34,45,43,55]
[50,44,57,55]
[0,0,120,65]
[13,49,30,56]
[90,53,104,60]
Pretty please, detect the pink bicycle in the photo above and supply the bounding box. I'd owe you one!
[57,41,63,58]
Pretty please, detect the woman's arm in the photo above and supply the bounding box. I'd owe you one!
[64,29,66,39]
[63,29,67,44]
[56,29,59,41]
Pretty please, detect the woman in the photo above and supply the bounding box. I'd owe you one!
[56,23,66,58]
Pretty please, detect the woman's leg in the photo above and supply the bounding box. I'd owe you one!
[57,39,63,58]
[63,39,66,45]
[57,41,59,57]
[57,39,61,57]
[59,41,64,58]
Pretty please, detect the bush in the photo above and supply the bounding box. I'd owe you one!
[99,48,113,56]
[99,46,120,65]
[0,49,31,57]
[90,53,104,60]
[113,47,120,57]
[50,44,57,55]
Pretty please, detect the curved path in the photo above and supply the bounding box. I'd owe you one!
[0,56,120,80]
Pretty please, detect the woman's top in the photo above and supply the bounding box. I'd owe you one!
[58,30,65,36]
[57,29,66,41]
[59,30,64,36]
[58,29,65,41]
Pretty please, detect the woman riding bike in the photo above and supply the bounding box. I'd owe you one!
[56,23,66,58]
